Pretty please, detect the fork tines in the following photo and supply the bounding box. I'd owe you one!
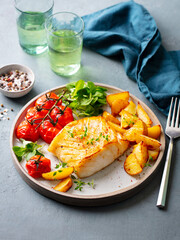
[167,97,180,128]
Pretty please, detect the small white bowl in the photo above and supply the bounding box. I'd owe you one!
[0,64,35,98]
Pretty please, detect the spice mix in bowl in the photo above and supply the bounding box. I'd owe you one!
[0,64,34,98]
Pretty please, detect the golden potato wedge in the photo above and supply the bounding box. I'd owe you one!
[111,99,129,116]
[103,111,120,125]
[120,110,138,128]
[53,177,73,192]
[148,148,160,161]
[147,125,161,139]
[106,91,129,106]
[124,153,142,175]
[42,167,74,180]
[135,134,161,150]
[133,142,148,168]
[124,101,137,115]
[123,119,148,142]
[137,103,153,126]
[108,121,126,134]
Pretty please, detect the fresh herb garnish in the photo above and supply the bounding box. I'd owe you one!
[71,174,77,180]
[105,135,109,141]
[87,179,95,189]
[62,80,107,117]
[55,161,67,169]
[74,179,86,191]
[81,126,88,139]
[90,138,94,145]
[55,163,61,169]
[62,162,67,168]
[144,156,153,167]
[73,178,95,191]
[13,139,44,162]
[67,130,74,138]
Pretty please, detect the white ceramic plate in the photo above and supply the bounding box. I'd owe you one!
[10,84,165,206]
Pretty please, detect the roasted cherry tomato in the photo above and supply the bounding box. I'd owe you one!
[39,120,62,144]
[35,92,62,110]
[50,105,74,127]
[26,155,51,178]
[26,106,49,124]
[16,120,39,142]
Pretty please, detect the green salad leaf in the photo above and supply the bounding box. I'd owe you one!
[62,80,107,117]
[13,139,44,162]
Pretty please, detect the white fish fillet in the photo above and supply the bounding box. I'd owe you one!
[48,116,129,178]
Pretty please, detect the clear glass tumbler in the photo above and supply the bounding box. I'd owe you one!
[45,12,84,76]
[15,0,54,55]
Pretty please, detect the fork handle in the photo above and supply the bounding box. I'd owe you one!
[156,138,173,208]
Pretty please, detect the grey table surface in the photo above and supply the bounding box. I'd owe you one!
[0,0,180,239]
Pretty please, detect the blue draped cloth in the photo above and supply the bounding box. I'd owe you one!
[82,0,180,115]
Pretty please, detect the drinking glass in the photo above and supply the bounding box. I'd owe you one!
[45,12,84,76]
[15,0,54,55]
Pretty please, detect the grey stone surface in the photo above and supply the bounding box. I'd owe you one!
[0,0,180,239]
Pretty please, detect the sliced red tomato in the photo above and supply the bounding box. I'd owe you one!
[16,120,39,142]
[35,92,62,110]
[39,120,62,144]
[26,106,49,124]
[26,155,51,178]
[50,105,74,127]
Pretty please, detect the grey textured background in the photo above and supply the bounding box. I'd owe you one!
[0,0,180,239]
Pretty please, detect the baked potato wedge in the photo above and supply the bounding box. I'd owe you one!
[123,119,148,142]
[148,148,160,161]
[147,125,161,139]
[53,177,73,192]
[137,103,153,127]
[42,167,74,180]
[120,109,138,128]
[103,111,120,125]
[106,91,129,106]
[135,134,161,150]
[133,142,148,168]
[124,153,143,175]
[111,99,129,116]
[124,100,137,115]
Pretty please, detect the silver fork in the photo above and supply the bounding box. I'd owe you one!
[156,97,180,208]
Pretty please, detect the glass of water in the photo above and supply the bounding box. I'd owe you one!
[15,0,54,55]
[45,12,84,76]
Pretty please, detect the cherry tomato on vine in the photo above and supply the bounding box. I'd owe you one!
[26,155,51,178]
[35,92,62,110]
[26,106,49,124]
[39,120,62,144]
[16,120,39,142]
[50,105,74,127]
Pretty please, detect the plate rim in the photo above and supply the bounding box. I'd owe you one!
[10,83,165,206]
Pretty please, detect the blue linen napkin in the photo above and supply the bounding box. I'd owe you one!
[82,0,180,115]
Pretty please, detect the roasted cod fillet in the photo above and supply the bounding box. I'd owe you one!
[48,116,129,178]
